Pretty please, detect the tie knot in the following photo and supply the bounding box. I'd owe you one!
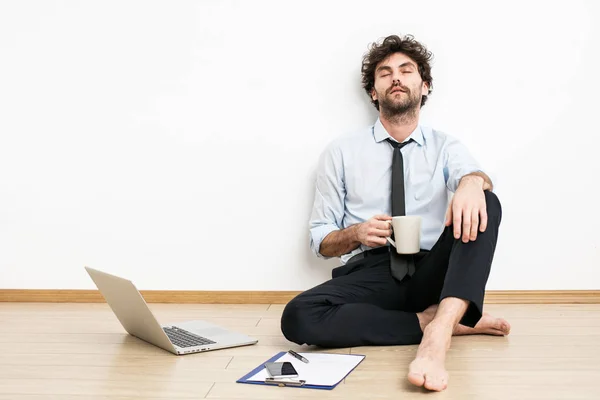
[386,138,414,149]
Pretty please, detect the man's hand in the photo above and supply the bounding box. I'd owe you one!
[319,214,392,257]
[356,214,393,247]
[444,175,488,243]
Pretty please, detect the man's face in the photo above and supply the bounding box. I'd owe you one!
[371,52,429,115]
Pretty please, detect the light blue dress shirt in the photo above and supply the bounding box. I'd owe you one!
[309,118,483,265]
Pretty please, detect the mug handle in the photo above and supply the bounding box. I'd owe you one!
[386,236,396,247]
[385,220,395,247]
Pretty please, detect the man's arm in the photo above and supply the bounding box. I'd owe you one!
[308,143,348,259]
[319,225,361,258]
[443,137,493,243]
[444,136,489,193]
[309,142,392,259]
[460,171,493,191]
[319,215,393,258]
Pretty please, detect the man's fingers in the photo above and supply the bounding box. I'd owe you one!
[470,208,479,241]
[452,204,462,239]
[479,208,488,232]
[370,228,392,237]
[373,220,392,230]
[462,208,472,242]
[368,236,388,246]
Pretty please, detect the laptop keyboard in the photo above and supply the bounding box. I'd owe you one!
[163,326,216,348]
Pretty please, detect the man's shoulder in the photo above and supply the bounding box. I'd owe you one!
[421,125,461,147]
[322,124,375,153]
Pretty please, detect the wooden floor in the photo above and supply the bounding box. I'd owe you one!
[0,303,599,400]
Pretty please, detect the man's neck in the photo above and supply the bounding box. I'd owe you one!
[380,110,419,143]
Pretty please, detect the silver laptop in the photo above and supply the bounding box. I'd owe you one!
[85,267,258,355]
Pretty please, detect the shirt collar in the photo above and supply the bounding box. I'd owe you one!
[372,117,424,146]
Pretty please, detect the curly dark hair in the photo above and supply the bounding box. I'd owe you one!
[361,34,434,110]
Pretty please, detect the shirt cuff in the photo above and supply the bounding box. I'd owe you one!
[448,168,484,192]
[309,224,340,259]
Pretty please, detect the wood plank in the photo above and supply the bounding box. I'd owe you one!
[0,321,283,336]
[0,379,213,398]
[342,371,600,397]
[351,342,600,358]
[0,365,246,383]
[346,351,600,373]
[0,397,178,400]
[0,397,176,400]
[1,289,599,304]
[0,303,270,311]
[0,353,231,368]
[1,314,261,326]
[0,341,346,358]
[0,333,304,346]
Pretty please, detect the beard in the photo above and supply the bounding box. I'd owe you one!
[377,84,422,120]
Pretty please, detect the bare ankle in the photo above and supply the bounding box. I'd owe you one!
[416,304,438,332]
[416,312,428,332]
[419,320,453,352]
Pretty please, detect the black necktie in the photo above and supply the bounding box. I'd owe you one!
[386,138,416,281]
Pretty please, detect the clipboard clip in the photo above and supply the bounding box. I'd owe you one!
[264,377,306,387]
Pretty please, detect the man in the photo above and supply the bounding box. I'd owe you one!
[280,34,511,392]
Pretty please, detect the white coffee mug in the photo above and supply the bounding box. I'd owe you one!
[386,216,422,254]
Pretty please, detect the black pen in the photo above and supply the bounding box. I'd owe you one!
[288,350,309,363]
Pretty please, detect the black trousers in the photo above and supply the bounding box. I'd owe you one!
[281,190,502,348]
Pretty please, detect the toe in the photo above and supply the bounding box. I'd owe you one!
[424,373,448,392]
[407,360,426,387]
[490,328,506,336]
[499,319,511,334]
[408,371,425,387]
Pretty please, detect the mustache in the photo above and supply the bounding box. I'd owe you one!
[388,84,409,94]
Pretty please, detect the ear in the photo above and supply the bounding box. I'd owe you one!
[421,81,430,96]
[371,88,378,101]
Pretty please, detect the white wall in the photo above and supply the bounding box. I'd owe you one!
[1,0,598,291]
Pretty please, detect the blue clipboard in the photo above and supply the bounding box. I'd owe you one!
[236,351,365,390]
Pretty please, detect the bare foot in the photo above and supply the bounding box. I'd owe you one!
[454,312,511,336]
[408,321,451,391]
[417,305,511,336]
[410,304,511,391]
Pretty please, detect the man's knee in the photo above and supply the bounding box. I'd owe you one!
[280,297,309,345]
[484,190,502,222]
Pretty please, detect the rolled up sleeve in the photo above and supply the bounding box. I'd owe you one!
[443,135,484,192]
[309,143,345,259]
